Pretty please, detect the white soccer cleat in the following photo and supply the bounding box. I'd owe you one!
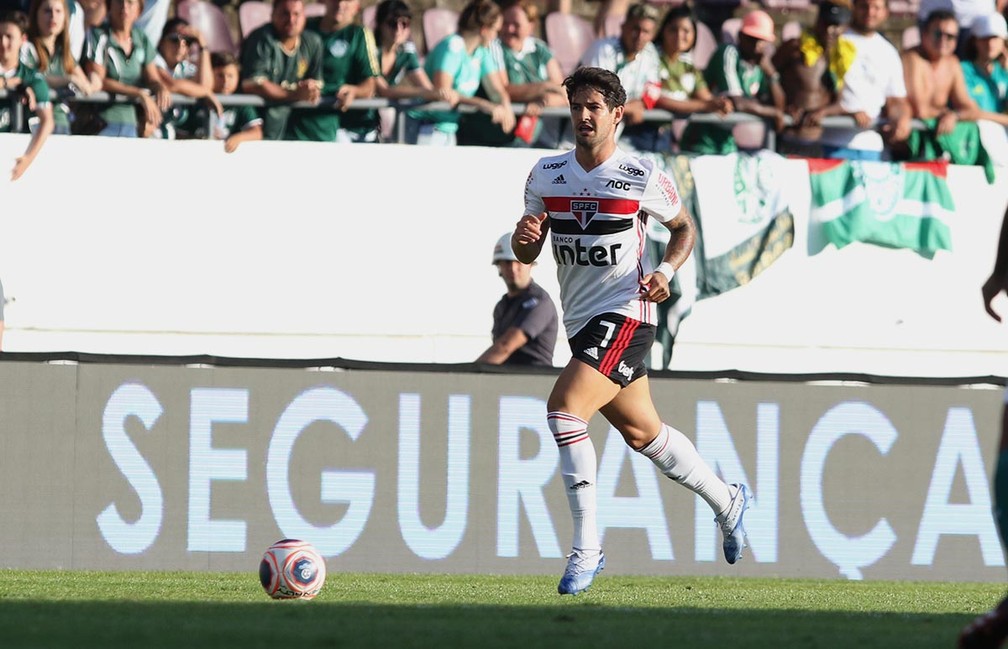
[557,549,605,595]
[715,483,752,565]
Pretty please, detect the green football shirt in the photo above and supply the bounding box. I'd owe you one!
[240,24,323,140]
[288,19,379,141]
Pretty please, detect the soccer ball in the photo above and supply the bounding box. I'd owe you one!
[259,539,327,600]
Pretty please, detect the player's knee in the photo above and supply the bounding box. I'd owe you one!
[619,425,654,451]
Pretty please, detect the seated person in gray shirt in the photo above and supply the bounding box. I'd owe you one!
[476,233,558,366]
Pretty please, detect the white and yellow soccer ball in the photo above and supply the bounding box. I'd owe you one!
[259,539,326,600]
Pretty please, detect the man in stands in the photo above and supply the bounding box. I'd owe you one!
[773,1,852,157]
[818,0,912,160]
[899,8,982,160]
[289,0,380,142]
[680,9,786,154]
[240,0,323,140]
[578,1,662,152]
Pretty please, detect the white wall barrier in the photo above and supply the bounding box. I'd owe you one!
[2,134,1008,376]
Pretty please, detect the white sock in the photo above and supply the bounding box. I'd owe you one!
[638,423,732,515]
[548,411,600,553]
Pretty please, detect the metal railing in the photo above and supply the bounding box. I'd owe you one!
[0,88,929,150]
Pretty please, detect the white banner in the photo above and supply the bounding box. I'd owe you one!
[2,135,1008,376]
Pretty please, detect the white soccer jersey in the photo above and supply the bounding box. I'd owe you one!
[524,148,683,338]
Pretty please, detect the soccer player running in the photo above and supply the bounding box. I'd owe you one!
[511,66,751,596]
[960,205,1008,648]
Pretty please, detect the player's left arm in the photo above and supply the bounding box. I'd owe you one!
[639,168,696,303]
[639,205,695,303]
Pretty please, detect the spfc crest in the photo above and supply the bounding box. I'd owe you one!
[570,200,598,228]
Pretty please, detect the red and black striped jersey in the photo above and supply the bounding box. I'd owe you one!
[524,148,682,338]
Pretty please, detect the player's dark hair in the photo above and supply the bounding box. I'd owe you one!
[563,67,627,109]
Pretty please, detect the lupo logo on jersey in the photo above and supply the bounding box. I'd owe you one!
[571,200,598,228]
[542,160,567,170]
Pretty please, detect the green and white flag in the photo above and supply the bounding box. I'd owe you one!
[689,151,796,298]
[808,159,954,258]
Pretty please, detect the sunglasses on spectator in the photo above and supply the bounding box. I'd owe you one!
[385,17,410,28]
[166,33,193,45]
[930,29,958,41]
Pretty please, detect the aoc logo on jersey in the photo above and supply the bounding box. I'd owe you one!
[570,201,598,228]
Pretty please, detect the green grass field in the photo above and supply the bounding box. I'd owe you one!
[0,571,1001,649]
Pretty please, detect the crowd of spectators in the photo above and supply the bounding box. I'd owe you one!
[3,0,1008,176]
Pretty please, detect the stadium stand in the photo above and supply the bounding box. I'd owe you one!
[238,0,272,38]
[603,11,622,36]
[422,6,459,53]
[782,18,801,40]
[692,19,718,69]
[176,0,239,54]
[760,0,812,15]
[888,0,920,17]
[544,12,594,76]
[901,24,920,49]
[721,15,741,43]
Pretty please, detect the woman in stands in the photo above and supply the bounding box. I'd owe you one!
[406,0,515,145]
[372,0,458,105]
[652,3,732,150]
[151,17,222,138]
[24,0,100,134]
[961,12,1008,126]
[487,0,567,147]
[82,0,171,137]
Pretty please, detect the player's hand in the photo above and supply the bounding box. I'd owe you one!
[514,212,548,246]
[639,271,671,303]
[982,272,1008,322]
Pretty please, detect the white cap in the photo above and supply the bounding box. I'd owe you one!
[491,233,519,264]
[973,12,1007,39]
